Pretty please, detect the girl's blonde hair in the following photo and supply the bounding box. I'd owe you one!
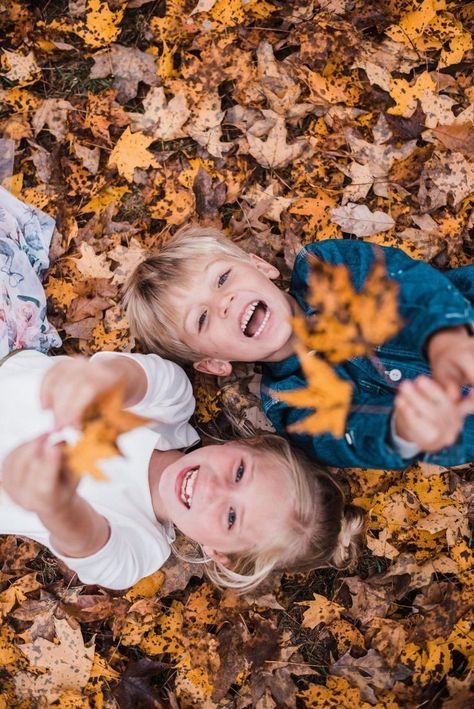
[123,225,251,363]
[172,434,365,593]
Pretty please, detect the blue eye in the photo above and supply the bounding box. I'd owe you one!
[235,461,244,482]
[218,270,230,287]
[198,311,207,332]
[228,507,236,529]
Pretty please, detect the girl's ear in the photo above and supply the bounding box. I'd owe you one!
[202,545,231,566]
[249,253,280,280]
[193,358,232,376]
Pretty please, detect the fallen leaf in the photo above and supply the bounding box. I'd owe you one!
[298,593,344,628]
[14,618,94,703]
[331,202,395,236]
[107,127,159,182]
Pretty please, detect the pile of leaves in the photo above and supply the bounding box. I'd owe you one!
[0,0,473,706]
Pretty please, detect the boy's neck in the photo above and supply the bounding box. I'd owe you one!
[148,448,181,523]
[262,292,304,363]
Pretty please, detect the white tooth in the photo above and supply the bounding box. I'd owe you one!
[254,308,270,337]
[241,301,258,332]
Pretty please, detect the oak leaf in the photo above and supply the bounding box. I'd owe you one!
[331,202,395,237]
[275,346,353,438]
[64,384,148,480]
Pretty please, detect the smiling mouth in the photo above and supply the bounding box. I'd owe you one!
[180,467,199,509]
[240,300,270,337]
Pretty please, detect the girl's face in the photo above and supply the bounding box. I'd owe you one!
[155,443,294,557]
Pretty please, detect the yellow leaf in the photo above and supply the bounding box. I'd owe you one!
[448,617,474,669]
[44,276,77,309]
[73,0,124,48]
[140,601,185,656]
[82,185,129,215]
[298,593,344,628]
[184,584,219,625]
[108,127,158,182]
[386,0,442,48]
[276,346,353,438]
[388,72,436,117]
[400,638,452,684]
[149,185,195,225]
[299,676,373,709]
[289,192,341,241]
[329,619,366,655]
[125,570,165,603]
[65,385,148,480]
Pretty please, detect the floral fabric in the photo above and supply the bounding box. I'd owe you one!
[0,187,61,357]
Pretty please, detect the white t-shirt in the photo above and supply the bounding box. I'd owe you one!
[0,350,199,589]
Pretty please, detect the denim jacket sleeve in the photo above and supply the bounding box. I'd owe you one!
[263,373,417,470]
[296,240,474,358]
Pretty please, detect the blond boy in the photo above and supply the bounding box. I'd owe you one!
[125,228,474,470]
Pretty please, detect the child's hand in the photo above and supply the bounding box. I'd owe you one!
[40,356,147,430]
[427,325,474,412]
[1,435,78,517]
[394,376,464,452]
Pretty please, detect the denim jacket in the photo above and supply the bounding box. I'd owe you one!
[261,240,474,469]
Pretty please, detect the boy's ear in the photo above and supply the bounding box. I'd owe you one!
[249,253,280,280]
[193,358,233,376]
[202,545,230,566]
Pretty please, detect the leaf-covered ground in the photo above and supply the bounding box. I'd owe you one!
[0,0,473,706]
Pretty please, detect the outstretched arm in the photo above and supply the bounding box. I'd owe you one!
[1,435,109,558]
[40,355,148,429]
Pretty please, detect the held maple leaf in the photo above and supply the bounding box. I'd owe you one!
[275,345,353,438]
[64,384,148,480]
[294,253,402,363]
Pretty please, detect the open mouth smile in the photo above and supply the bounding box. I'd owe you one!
[178,466,199,509]
[240,300,270,337]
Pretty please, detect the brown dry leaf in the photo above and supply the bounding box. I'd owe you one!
[73,242,113,279]
[130,87,190,141]
[423,123,474,156]
[14,618,94,703]
[64,384,148,479]
[108,127,159,182]
[108,237,147,285]
[331,648,410,704]
[331,202,395,237]
[418,151,474,211]
[2,49,40,84]
[245,113,309,169]
[32,98,74,141]
[275,346,353,438]
[89,44,160,102]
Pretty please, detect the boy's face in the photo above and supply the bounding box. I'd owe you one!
[168,254,297,374]
[156,442,294,561]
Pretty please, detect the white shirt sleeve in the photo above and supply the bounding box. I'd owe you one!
[389,414,421,459]
[91,351,199,450]
[49,510,171,590]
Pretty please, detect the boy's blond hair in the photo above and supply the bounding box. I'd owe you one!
[173,434,365,593]
[124,225,251,363]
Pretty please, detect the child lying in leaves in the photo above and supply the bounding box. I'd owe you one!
[0,188,363,592]
[0,350,363,591]
[125,227,474,470]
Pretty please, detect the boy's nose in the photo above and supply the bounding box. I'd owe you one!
[218,293,234,318]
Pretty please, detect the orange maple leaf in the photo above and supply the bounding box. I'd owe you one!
[294,252,402,363]
[64,385,148,480]
[275,346,353,438]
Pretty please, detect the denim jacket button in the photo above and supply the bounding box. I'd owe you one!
[389,368,402,382]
